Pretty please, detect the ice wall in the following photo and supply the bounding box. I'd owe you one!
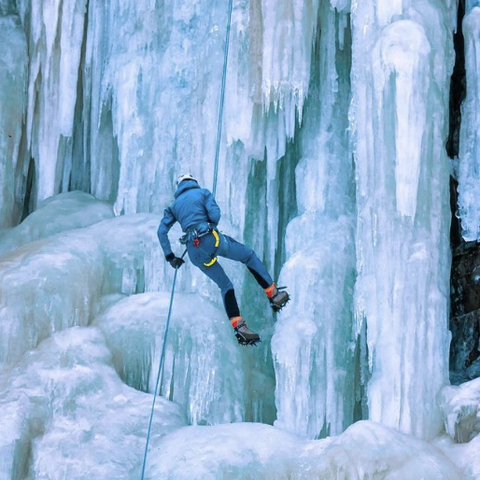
[5,0,325,263]
[350,0,454,439]
[0,2,27,228]
[0,0,471,474]
[94,292,250,425]
[272,2,357,438]
[15,0,89,206]
[457,6,480,240]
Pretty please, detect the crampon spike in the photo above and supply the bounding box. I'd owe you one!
[235,335,262,346]
[271,297,290,313]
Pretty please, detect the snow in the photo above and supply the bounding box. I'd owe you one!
[436,434,480,480]
[436,378,480,478]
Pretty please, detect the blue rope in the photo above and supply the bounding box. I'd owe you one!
[140,263,180,480]
[139,0,234,476]
[212,0,234,198]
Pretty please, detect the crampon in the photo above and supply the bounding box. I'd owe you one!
[269,286,290,312]
[234,322,261,346]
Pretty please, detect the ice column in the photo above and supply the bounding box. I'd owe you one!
[457,6,480,241]
[82,0,239,216]
[15,0,88,207]
[351,0,454,439]
[272,2,357,438]
[0,3,27,227]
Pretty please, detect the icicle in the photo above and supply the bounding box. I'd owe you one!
[0,8,27,228]
[351,0,454,439]
[457,7,480,241]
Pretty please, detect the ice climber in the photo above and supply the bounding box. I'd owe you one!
[157,174,290,346]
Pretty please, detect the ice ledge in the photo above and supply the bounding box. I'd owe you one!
[440,377,480,443]
[147,420,462,479]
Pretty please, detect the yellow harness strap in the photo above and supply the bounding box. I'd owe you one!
[212,229,220,247]
[204,257,218,267]
[204,230,220,267]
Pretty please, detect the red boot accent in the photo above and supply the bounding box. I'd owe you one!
[230,316,243,329]
[264,283,277,299]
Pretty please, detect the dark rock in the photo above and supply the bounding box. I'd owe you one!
[449,307,480,384]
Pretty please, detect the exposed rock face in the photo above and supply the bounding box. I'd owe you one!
[448,0,480,383]
[450,181,480,382]
[450,241,480,382]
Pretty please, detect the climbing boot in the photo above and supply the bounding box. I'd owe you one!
[230,317,261,346]
[265,283,290,312]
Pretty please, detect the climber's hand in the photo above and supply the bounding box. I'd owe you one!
[166,253,185,269]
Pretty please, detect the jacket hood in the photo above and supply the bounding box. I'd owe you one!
[174,179,200,198]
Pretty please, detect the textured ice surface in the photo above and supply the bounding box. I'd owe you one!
[94,292,249,425]
[350,0,454,439]
[0,191,114,257]
[0,213,164,368]
[0,0,473,476]
[436,434,480,480]
[457,7,480,240]
[148,421,462,480]
[0,327,186,480]
[274,216,356,438]
[0,5,27,228]
[272,2,356,439]
[14,0,89,206]
[440,377,480,443]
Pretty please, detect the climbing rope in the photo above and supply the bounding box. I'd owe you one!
[212,0,234,198]
[139,254,184,480]
[140,0,234,477]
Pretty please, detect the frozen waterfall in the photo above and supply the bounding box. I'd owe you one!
[1,0,480,478]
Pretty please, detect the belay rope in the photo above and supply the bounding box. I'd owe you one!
[212,0,233,198]
[139,0,234,478]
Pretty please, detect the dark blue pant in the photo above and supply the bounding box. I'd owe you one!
[187,230,273,318]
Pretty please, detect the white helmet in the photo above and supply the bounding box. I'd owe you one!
[176,174,197,185]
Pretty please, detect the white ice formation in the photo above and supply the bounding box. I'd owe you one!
[148,421,462,480]
[1,0,480,478]
[350,0,454,440]
[440,377,480,443]
[0,327,186,480]
[0,191,114,257]
[94,292,250,425]
[458,6,480,240]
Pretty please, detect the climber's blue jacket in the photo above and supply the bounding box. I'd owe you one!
[157,179,221,258]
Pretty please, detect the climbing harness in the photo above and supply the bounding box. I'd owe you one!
[140,0,234,477]
[195,229,220,267]
[181,224,221,267]
[194,230,221,267]
[201,230,220,267]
